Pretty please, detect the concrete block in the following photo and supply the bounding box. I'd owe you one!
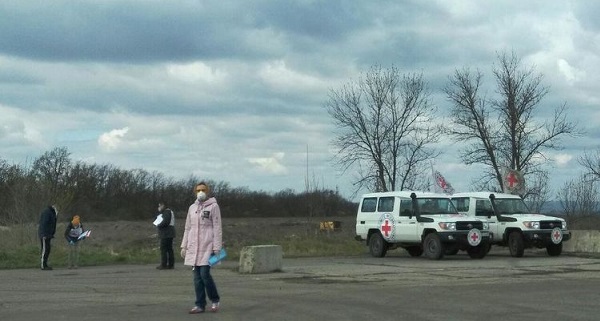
[238,245,283,274]
[563,230,600,253]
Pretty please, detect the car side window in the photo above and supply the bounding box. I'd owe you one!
[361,197,377,212]
[399,199,412,216]
[475,200,493,216]
[378,197,394,212]
[452,198,469,212]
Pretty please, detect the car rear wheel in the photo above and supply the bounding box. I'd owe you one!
[369,232,388,258]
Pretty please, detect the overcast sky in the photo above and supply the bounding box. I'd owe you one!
[1,0,599,201]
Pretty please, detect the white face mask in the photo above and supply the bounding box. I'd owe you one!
[197,191,207,202]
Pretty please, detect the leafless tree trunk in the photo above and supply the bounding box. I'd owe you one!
[326,65,440,193]
[444,51,576,196]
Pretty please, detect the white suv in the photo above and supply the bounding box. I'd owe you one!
[355,191,490,260]
[451,192,571,257]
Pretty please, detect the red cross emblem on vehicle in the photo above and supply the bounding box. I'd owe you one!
[551,227,563,244]
[381,220,392,237]
[467,228,482,246]
[470,232,479,242]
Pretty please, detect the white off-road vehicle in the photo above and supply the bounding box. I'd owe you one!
[451,192,571,257]
[355,191,490,260]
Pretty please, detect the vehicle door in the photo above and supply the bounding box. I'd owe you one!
[475,199,500,242]
[376,196,396,241]
[356,197,378,237]
[394,199,418,242]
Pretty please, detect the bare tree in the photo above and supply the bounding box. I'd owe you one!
[31,146,75,212]
[444,51,576,196]
[326,65,440,193]
[0,160,36,224]
[558,174,599,218]
[579,149,600,181]
[523,171,550,212]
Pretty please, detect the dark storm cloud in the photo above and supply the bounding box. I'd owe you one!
[0,1,279,62]
[248,0,367,42]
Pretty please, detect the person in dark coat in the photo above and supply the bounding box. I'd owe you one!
[155,202,176,269]
[38,205,58,270]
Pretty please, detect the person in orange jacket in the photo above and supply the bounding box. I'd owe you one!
[64,215,86,269]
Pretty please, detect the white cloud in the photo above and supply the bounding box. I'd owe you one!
[553,153,574,167]
[557,58,584,84]
[0,106,45,147]
[247,152,288,175]
[167,62,226,84]
[258,60,328,93]
[98,127,129,152]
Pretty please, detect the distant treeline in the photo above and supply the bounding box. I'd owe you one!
[0,147,357,224]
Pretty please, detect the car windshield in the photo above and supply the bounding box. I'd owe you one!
[494,198,531,215]
[418,198,458,215]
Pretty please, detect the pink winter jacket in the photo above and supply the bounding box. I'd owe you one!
[180,197,223,266]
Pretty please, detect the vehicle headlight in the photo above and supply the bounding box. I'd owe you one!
[438,222,456,230]
[523,221,540,229]
[562,221,567,229]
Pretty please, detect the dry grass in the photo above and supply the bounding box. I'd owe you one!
[0,216,361,269]
[86,217,364,258]
[2,214,598,269]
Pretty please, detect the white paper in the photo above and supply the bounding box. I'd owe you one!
[153,214,163,226]
[77,230,91,240]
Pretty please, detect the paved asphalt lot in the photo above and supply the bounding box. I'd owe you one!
[1,249,599,321]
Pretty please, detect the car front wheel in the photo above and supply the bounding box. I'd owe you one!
[546,242,563,256]
[423,233,444,260]
[508,231,525,257]
[467,241,488,259]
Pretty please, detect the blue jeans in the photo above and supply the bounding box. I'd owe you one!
[193,265,220,308]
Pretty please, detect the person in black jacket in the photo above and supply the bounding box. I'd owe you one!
[155,202,176,269]
[38,205,58,270]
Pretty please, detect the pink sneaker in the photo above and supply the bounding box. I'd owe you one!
[210,302,220,312]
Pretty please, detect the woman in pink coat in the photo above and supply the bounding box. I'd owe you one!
[180,182,222,314]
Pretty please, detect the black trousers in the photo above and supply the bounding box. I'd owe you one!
[160,237,174,267]
[40,237,52,269]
